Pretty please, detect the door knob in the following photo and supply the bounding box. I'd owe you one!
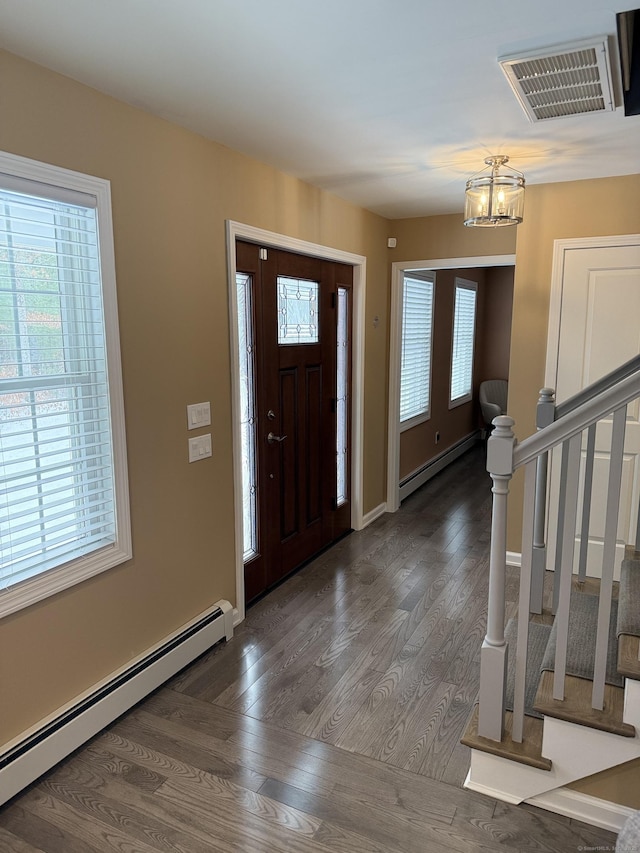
[267,432,287,444]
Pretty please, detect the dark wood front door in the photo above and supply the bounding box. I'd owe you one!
[236,241,352,603]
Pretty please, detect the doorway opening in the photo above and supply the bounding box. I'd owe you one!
[387,253,516,512]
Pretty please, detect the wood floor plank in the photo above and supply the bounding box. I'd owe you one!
[0,801,95,853]
[0,824,46,853]
[111,709,268,792]
[473,799,616,853]
[0,446,619,853]
[56,743,334,853]
[259,776,525,853]
[13,789,161,853]
[108,702,336,797]
[41,760,231,853]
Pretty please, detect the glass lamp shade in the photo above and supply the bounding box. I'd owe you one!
[464,156,525,227]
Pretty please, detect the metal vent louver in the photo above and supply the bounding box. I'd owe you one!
[499,37,615,122]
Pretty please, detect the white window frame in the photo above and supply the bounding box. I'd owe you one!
[399,272,435,432]
[449,277,477,409]
[0,151,131,618]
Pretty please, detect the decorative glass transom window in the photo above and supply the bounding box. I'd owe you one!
[277,276,319,344]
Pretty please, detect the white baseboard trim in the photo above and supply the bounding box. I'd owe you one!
[0,598,234,807]
[526,787,636,834]
[399,432,481,503]
[463,769,522,804]
[465,770,635,833]
[506,551,522,568]
[362,503,387,527]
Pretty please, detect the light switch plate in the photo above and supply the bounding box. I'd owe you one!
[187,401,211,430]
[188,433,212,462]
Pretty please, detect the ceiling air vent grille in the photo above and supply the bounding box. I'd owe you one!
[499,38,615,122]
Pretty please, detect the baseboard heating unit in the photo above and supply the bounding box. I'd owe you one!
[0,598,234,806]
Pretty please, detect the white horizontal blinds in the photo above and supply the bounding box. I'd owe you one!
[400,274,434,424]
[450,279,477,403]
[0,183,116,589]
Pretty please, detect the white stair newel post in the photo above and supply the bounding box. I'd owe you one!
[531,388,555,614]
[478,415,516,742]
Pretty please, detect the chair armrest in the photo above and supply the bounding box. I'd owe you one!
[481,402,502,424]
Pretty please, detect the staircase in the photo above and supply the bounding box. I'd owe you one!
[462,355,640,828]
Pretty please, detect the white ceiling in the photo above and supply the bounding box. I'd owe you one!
[1,0,639,219]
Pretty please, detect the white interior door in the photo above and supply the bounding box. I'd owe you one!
[547,240,640,579]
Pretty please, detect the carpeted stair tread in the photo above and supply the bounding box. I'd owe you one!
[504,618,551,720]
[541,590,623,688]
[617,553,640,639]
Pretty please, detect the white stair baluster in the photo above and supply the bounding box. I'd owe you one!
[592,405,627,710]
[552,441,571,615]
[512,459,537,743]
[478,416,515,742]
[531,388,555,614]
[577,423,597,582]
[553,432,582,701]
[636,485,640,552]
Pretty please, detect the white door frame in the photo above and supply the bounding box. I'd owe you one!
[545,234,640,389]
[544,233,640,577]
[387,254,516,513]
[226,221,367,623]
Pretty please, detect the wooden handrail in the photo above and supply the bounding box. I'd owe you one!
[554,354,640,420]
[513,371,640,470]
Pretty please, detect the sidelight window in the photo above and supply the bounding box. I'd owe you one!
[236,272,258,560]
[336,286,349,506]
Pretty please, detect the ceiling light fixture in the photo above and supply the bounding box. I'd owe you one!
[463,155,525,227]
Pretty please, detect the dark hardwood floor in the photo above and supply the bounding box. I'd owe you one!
[0,445,618,852]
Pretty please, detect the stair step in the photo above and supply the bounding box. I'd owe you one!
[504,618,551,719]
[541,589,623,687]
[461,705,552,771]
[617,548,640,642]
[618,634,640,680]
[533,670,635,737]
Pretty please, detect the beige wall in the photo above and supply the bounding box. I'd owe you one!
[569,757,640,810]
[0,49,389,744]
[507,175,640,549]
[388,213,516,263]
[475,266,514,382]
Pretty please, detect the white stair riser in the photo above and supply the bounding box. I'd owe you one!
[467,675,640,804]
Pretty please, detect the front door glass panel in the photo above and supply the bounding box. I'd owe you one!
[277,276,319,344]
[236,272,258,560]
[336,286,348,506]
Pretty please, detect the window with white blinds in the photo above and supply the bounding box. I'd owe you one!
[450,278,477,407]
[399,273,434,430]
[0,152,130,617]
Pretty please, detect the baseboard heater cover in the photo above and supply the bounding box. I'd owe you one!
[399,432,481,502]
[0,598,234,806]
